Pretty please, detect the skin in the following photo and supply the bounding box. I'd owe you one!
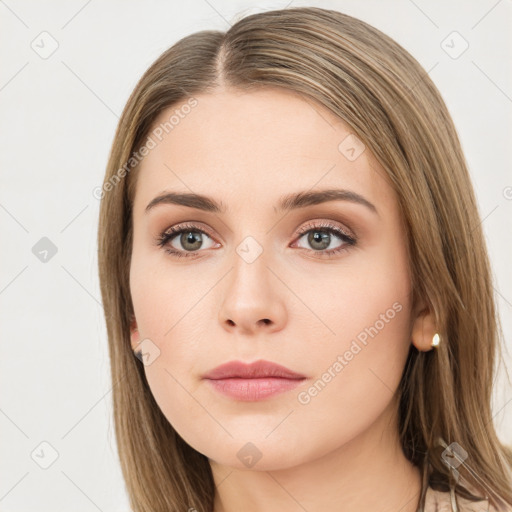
[129,86,437,512]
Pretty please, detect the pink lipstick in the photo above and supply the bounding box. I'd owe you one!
[202,359,306,401]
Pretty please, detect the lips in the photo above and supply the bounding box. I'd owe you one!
[202,359,306,380]
[202,360,306,401]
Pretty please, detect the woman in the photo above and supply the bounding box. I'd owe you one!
[97,6,512,511]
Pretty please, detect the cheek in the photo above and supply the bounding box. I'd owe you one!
[129,244,209,344]
[292,240,411,354]
[284,270,412,461]
[129,255,217,438]
[292,247,412,416]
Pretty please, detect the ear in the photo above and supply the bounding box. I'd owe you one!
[130,316,141,350]
[411,301,437,352]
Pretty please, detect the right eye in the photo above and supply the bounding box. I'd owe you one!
[156,223,218,258]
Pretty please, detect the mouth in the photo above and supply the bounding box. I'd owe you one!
[202,359,306,401]
[205,377,305,401]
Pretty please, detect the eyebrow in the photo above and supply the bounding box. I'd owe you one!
[145,188,378,216]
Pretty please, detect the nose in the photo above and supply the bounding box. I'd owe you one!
[218,252,287,335]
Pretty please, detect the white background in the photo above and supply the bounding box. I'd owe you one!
[1,0,511,510]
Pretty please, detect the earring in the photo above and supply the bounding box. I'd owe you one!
[431,333,441,348]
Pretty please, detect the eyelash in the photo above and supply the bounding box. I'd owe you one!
[156,221,357,259]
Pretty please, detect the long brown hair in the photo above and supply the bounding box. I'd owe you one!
[97,7,512,511]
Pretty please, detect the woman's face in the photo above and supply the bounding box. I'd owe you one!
[129,87,416,470]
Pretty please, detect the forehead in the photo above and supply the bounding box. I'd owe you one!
[132,87,395,217]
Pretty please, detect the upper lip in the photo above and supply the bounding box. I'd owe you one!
[202,359,306,380]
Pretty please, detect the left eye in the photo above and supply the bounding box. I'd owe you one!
[295,227,352,252]
[291,222,356,257]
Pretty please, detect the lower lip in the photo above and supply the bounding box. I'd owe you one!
[205,377,305,401]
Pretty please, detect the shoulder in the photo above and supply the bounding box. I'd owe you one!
[422,486,508,512]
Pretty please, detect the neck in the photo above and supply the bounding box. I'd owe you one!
[210,403,422,512]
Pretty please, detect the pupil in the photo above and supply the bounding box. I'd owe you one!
[182,231,202,250]
[309,231,329,250]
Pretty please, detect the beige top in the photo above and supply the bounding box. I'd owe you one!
[416,449,510,512]
[420,485,504,512]
[416,438,512,512]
